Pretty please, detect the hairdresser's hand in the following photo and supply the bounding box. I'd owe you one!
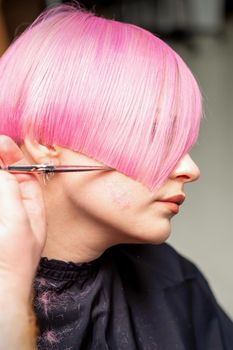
[0,135,46,300]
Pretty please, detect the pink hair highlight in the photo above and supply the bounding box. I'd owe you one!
[0,4,202,191]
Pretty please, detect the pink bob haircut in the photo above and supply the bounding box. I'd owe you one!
[0,3,202,192]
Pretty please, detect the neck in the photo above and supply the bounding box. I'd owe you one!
[41,218,113,263]
[41,231,108,264]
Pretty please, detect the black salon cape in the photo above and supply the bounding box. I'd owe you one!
[33,243,233,349]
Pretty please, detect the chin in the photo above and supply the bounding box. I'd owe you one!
[129,225,172,245]
[113,218,172,245]
[147,231,171,245]
[146,219,172,244]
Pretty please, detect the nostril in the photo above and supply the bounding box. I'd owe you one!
[177,175,190,180]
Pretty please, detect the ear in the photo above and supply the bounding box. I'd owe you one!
[23,138,61,164]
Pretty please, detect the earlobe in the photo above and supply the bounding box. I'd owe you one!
[23,137,61,164]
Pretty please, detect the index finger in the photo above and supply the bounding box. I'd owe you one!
[0,135,26,165]
[0,135,35,183]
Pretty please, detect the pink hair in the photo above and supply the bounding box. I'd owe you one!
[0,3,202,191]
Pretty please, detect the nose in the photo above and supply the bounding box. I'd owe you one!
[169,154,200,183]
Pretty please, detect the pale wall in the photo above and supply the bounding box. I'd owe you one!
[168,22,233,319]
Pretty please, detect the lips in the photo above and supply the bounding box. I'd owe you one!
[156,194,185,214]
[159,195,185,205]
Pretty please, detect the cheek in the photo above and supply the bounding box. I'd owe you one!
[104,178,134,209]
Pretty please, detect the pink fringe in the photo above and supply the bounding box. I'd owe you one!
[0,3,202,191]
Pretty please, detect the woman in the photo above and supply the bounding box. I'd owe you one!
[0,3,232,349]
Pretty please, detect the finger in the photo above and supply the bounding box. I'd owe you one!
[0,135,32,183]
[0,135,25,165]
[0,135,45,244]
[0,171,28,227]
[0,136,46,246]
[19,179,46,248]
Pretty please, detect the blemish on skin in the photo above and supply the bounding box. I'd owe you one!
[106,178,132,209]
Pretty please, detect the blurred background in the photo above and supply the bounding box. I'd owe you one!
[0,0,232,318]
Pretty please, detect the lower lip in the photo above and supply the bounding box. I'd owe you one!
[157,201,180,214]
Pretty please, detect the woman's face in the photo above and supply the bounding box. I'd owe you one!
[49,147,200,247]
